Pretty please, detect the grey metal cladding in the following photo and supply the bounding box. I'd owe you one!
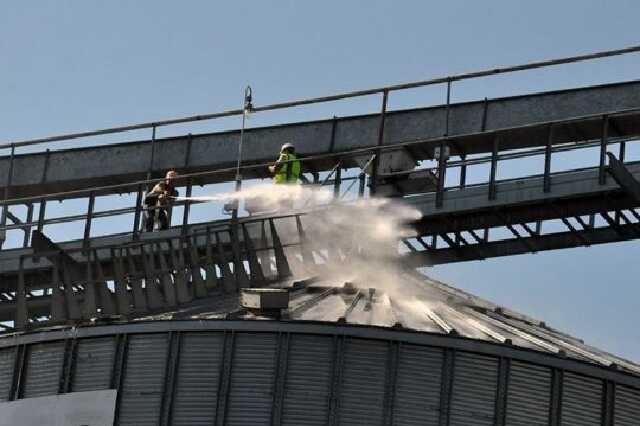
[449,352,498,426]
[171,332,225,426]
[560,372,603,426]
[72,336,116,392]
[0,348,15,401]
[281,334,334,426]
[118,333,169,426]
[22,341,65,398]
[339,338,389,426]
[392,344,443,426]
[615,385,640,426]
[225,332,279,426]
[506,360,552,426]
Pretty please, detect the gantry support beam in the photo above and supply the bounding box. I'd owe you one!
[2,80,640,199]
[404,222,640,267]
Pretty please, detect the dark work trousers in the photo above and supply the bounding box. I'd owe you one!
[145,207,169,231]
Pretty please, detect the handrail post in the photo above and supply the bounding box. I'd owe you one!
[459,154,467,188]
[370,89,389,196]
[132,184,144,239]
[544,125,554,193]
[488,135,499,200]
[435,142,448,208]
[444,79,452,136]
[83,191,95,248]
[0,143,15,247]
[599,115,609,185]
[333,165,342,200]
[181,178,193,235]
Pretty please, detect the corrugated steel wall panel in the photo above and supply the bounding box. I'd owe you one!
[339,338,389,426]
[171,332,225,426]
[449,352,498,426]
[226,332,278,426]
[281,334,334,426]
[561,372,602,426]
[392,344,442,426]
[0,348,15,402]
[118,333,169,426]
[22,341,65,398]
[72,337,116,392]
[506,360,552,426]
[614,385,640,426]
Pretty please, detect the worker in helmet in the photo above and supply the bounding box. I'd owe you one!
[143,170,179,231]
[269,143,301,184]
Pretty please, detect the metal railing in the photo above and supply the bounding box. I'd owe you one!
[2,45,640,250]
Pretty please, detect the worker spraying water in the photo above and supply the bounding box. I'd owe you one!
[143,170,179,231]
[268,142,301,185]
[266,142,303,211]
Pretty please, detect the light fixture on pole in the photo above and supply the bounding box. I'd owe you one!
[230,85,253,219]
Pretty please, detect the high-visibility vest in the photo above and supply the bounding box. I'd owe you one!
[274,153,301,184]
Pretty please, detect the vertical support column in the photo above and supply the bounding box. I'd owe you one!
[188,238,208,298]
[83,192,95,248]
[126,247,148,312]
[60,338,78,394]
[329,116,338,153]
[93,250,115,315]
[36,149,51,235]
[156,241,178,307]
[37,199,47,234]
[382,341,400,426]
[229,225,250,289]
[358,173,366,198]
[599,115,609,185]
[489,135,500,200]
[111,248,131,317]
[22,203,33,248]
[0,143,16,247]
[160,332,181,426]
[181,178,193,235]
[16,257,28,329]
[132,184,144,239]
[203,229,219,290]
[438,348,455,426]
[141,244,165,310]
[601,380,615,426]
[61,261,82,320]
[147,125,157,182]
[50,258,66,322]
[270,219,292,279]
[435,142,448,208]
[494,356,511,426]
[215,331,236,426]
[328,335,346,426]
[459,154,467,188]
[370,89,389,196]
[171,240,192,304]
[544,125,554,193]
[549,368,564,426]
[111,334,129,426]
[295,215,315,271]
[82,252,97,319]
[444,79,452,135]
[333,165,342,200]
[242,223,266,286]
[9,345,27,401]
[215,231,237,293]
[271,333,290,426]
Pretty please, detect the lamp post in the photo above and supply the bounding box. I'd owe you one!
[231,85,253,220]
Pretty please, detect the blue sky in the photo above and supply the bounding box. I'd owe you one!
[2,1,640,360]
